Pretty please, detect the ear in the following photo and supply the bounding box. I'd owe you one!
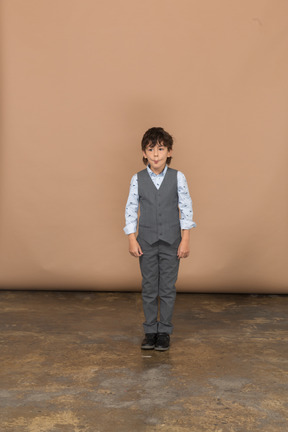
[142,150,147,159]
[167,149,173,157]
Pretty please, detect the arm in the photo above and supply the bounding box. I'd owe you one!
[123,174,143,258]
[177,171,196,259]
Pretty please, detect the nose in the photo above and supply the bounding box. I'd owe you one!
[153,147,158,156]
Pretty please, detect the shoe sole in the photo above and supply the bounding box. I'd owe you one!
[155,346,169,351]
[141,345,155,350]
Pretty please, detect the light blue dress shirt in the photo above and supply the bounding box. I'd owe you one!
[124,165,196,235]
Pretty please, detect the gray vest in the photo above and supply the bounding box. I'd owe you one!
[138,167,181,245]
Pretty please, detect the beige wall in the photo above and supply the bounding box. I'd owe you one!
[1,0,288,292]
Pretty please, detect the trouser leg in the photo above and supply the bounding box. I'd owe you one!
[138,237,159,334]
[158,238,181,334]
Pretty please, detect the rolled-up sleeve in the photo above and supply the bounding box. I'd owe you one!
[177,171,196,230]
[123,174,139,235]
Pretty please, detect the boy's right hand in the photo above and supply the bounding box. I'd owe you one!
[128,234,143,257]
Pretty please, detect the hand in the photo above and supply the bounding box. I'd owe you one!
[128,235,143,258]
[177,238,190,259]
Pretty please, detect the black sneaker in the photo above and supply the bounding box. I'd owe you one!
[155,333,170,351]
[141,333,157,350]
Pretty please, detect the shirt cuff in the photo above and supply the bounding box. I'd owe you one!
[180,220,197,230]
[123,223,138,235]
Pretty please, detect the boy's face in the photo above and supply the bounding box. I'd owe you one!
[143,141,172,174]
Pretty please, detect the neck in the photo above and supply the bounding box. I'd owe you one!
[149,164,167,175]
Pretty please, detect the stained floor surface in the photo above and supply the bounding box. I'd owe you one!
[0,291,288,432]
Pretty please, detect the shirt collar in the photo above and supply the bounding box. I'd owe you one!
[147,164,168,177]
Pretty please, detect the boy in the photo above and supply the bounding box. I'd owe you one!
[124,127,196,351]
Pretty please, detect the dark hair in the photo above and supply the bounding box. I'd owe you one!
[141,127,173,165]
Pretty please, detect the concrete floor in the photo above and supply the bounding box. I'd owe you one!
[0,291,288,432]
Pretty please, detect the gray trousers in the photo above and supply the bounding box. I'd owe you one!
[137,236,181,334]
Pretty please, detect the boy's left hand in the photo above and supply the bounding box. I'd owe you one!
[177,238,190,259]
